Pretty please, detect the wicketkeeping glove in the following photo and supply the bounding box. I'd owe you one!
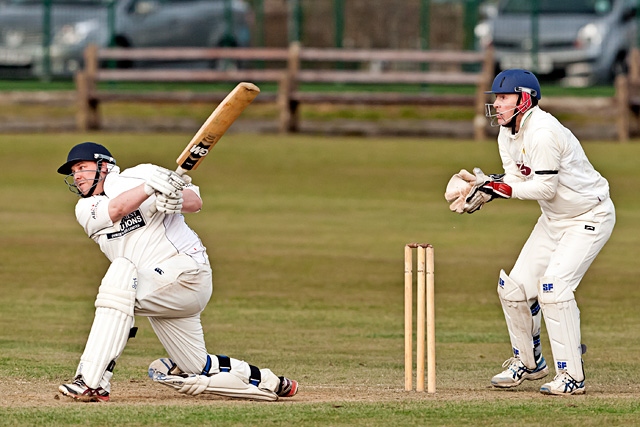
[463,168,510,213]
[155,192,183,214]
[444,169,476,214]
[479,180,512,200]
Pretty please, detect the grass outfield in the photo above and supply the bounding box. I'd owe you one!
[0,133,639,426]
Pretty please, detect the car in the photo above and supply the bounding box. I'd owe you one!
[0,0,252,78]
[475,0,638,86]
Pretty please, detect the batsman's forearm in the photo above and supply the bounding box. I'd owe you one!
[108,184,151,222]
[181,189,202,213]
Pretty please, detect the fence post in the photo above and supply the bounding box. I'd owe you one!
[80,44,100,130]
[474,47,493,141]
[615,73,630,142]
[278,41,301,133]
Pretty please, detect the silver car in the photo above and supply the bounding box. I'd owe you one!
[0,0,252,78]
[475,0,638,86]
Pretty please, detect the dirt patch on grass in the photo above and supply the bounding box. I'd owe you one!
[1,378,637,408]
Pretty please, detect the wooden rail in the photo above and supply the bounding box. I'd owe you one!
[76,43,494,140]
[76,45,288,130]
[279,42,494,140]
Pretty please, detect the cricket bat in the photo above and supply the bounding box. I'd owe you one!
[175,81,260,175]
[149,82,260,214]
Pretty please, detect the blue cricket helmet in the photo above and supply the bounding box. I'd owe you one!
[57,142,116,175]
[486,69,542,100]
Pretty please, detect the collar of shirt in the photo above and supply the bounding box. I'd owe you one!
[507,106,538,140]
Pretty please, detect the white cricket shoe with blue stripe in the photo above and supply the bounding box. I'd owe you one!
[491,356,549,388]
[540,372,585,395]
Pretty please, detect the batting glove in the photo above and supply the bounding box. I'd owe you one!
[144,166,188,198]
[155,192,183,215]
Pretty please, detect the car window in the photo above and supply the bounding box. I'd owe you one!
[499,0,613,15]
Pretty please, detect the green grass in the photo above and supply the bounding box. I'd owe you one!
[0,133,639,425]
[0,78,617,97]
[1,399,639,426]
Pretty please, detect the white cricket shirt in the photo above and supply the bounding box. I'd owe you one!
[74,164,208,268]
[497,106,610,220]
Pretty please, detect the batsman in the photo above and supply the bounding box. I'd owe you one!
[56,142,298,402]
[445,69,615,395]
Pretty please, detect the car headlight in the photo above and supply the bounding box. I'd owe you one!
[53,19,102,46]
[474,21,493,49]
[576,23,604,49]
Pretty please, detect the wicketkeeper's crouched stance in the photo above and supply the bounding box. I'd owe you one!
[57,142,297,402]
[445,69,615,395]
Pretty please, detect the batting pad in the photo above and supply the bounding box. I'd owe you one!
[497,269,537,369]
[77,257,137,389]
[148,358,278,401]
[539,276,584,381]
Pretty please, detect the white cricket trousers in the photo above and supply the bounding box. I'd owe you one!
[134,254,214,374]
[509,198,616,301]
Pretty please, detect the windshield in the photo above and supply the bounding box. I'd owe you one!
[499,0,614,15]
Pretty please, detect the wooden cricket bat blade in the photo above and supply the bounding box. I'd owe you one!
[176,82,260,172]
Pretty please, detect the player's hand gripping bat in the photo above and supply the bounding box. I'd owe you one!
[149,82,260,215]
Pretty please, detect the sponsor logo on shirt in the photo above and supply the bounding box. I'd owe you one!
[90,200,101,220]
[517,162,532,176]
[106,209,146,239]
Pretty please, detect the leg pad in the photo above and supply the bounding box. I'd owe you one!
[498,269,537,369]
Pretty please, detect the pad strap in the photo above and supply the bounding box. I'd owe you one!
[201,354,213,376]
[216,355,231,373]
[249,365,261,387]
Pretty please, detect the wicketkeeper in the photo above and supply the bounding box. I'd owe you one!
[57,142,297,402]
[445,69,615,395]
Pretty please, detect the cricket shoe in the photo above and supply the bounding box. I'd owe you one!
[276,376,298,397]
[59,375,110,402]
[491,356,549,388]
[540,372,585,395]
